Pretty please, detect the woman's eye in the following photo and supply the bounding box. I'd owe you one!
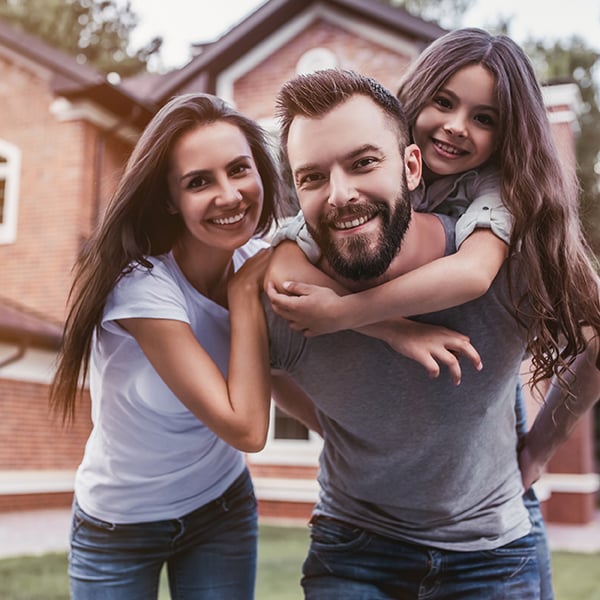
[230,163,250,177]
[187,176,208,189]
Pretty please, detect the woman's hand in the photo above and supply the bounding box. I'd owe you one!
[228,247,272,304]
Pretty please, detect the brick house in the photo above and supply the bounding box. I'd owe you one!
[0,0,596,524]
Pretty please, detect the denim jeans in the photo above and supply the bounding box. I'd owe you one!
[69,468,258,600]
[516,381,555,600]
[301,516,540,599]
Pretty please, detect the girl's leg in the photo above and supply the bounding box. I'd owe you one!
[167,469,259,600]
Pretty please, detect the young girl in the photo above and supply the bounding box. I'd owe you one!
[267,29,600,600]
[268,28,598,389]
[50,93,285,599]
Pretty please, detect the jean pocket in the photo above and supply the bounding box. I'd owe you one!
[309,517,370,552]
[72,503,117,537]
[221,469,257,511]
[483,533,537,558]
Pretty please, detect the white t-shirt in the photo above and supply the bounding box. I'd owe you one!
[75,238,266,523]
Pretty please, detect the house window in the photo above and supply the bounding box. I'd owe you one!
[0,141,21,244]
[296,48,338,74]
[274,406,310,440]
[248,402,322,466]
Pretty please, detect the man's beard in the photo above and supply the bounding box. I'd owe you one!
[307,186,412,281]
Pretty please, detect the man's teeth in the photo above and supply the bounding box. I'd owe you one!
[336,215,369,229]
[212,212,245,225]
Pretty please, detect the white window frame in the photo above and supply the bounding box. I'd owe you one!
[0,140,21,244]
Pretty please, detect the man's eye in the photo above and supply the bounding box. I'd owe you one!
[354,157,377,169]
[297,173,323,187]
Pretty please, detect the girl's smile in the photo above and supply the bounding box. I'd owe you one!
[413,64,499,182]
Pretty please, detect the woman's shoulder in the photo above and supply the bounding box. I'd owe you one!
[234,237,269,263]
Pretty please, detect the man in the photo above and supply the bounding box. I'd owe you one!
[266,69,600,599]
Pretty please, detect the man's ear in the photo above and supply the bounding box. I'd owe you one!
[404,143,422,191]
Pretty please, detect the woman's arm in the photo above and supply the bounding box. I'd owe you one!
[518,329,600,489]
[119,249,273,453]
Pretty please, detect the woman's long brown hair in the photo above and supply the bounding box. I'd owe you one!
[50,93,281,423]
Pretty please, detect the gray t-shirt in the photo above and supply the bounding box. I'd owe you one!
[266,217,530,551]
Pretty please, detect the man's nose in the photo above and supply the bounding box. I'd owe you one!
[328,168,358,207]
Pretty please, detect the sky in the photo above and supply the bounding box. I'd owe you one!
[126,0,600,72]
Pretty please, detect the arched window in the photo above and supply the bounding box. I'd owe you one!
[0,140,21,244]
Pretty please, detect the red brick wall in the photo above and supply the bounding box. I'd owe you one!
[0,55,131,323]
[0,377,91,470]
[234,19,412,120]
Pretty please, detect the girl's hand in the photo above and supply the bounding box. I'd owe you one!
[266,280,347,335]
[228,248,272,303]
[361,319,483,386]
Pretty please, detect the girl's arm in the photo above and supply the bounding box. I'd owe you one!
[267,241,482,384]
[119,248,272,453]
[274,229,507,335]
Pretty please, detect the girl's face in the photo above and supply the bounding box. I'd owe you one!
[168,121,264,253]
[413,64,499,182]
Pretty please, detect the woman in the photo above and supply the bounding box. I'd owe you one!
[50,93,280,599]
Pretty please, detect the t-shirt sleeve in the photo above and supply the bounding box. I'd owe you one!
[270,210,321,264]
[455,170,512,248]
[101,262,189,336]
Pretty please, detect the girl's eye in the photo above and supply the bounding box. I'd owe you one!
[475,114,496,127]
[433,96,452,109]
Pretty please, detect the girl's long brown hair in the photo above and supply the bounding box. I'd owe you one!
[50,93,281,423]
[398,28,600,393]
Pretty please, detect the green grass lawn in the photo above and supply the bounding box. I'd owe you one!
[0,524,598,599]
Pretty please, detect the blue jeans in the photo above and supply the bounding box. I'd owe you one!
[515,381,555,600]
[301,516,540,599]
[69,468,258,599]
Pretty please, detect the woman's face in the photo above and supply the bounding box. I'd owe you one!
[168,121,264,253]
[413,64,499,182]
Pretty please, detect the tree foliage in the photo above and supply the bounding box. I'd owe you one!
[388,0,474,29]
[0,0,161,76]
[523,37,600,258]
